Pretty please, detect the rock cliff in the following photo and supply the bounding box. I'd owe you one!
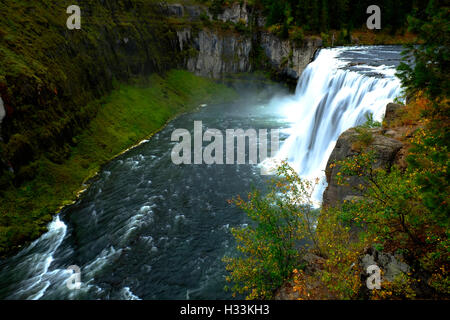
[322,103,415,208]
[178,28,253,78]
[170,2,321,80]
[0,1,185,178]
[260,32,322,80]
[0,1,322,181]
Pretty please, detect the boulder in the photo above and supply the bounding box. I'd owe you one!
[323,127,404,208]
[359,246,410,297]
[383,103,403,128]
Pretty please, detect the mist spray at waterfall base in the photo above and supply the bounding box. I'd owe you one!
[0,46,404,300]
[260,46,403,204]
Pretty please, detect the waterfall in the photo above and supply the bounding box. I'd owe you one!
[0,45,404,300]
[265,47,403,203]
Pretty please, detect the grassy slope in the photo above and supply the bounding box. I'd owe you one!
[0,0,416,258]
[0,70,236,257]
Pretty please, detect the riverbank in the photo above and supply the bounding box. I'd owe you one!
[0,70,236,258]
[0,0,420,262]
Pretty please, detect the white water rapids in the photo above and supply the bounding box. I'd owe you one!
[262,46,402,202]
[0,46,404,300]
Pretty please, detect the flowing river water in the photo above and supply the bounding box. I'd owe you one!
[0,46,403,300]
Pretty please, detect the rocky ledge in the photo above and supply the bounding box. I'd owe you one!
[275,103,421,300]
[167,2,321,80]
[322,103,416,208]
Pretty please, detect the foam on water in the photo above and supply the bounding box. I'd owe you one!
[0,46,404,300]
[0,216,68,299]
[261,47,402,202]
[121,287,141,300]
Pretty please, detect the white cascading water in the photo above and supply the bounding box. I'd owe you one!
[263,47,402,203]
[0,46,403,300]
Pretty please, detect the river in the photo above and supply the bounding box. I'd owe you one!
[0,46,403,300]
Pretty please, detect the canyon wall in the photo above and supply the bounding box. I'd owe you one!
[0,1,321,182]
[0,1,187,182]
[170,2,321,80]
[322,103,411,208]
[0,97,4,142]
[178,28,253,78]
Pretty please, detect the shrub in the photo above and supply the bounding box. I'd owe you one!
[223,162,320,299]
[320,32,331,47]
[334,130,449,297]
[291,28,305,47]
[234,19,248,34]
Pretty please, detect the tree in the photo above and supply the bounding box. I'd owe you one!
[320,0,329,32]
[397,0,450,100]
[223,162,320,299]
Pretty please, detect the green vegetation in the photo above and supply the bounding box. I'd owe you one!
[225,0,449,299]
[224,163,319,299]
[351,113,381,151]
[0,70,236,257]
[235,0,424,46]
[0,0,188,182]
[254,0,425,34]
[0,0,217,256]
[397,1,450,100]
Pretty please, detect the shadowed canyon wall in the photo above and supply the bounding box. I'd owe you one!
[0,1,320,183]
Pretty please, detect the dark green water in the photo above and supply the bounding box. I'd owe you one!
[0,88,289,300]
[0,46,404,300]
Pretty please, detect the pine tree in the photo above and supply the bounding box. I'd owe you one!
[320,0,329,32]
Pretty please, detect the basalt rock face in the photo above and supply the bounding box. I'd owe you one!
[178,28,253,78]
[322,126,404,208]
[0,1,321,184]
[165,1,251,24]
[177,27,320,80]
[217,2,250,25]
[322,102,423,208]
[383,103,403,127]
[260,33,322,80]
[0,1,183,180]
[172,2,320,80]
